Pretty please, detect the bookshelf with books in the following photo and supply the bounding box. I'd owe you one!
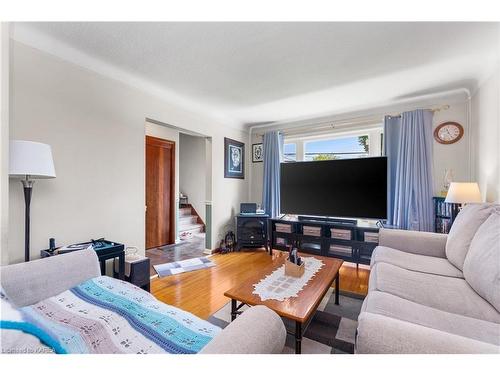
[433,197,459,234]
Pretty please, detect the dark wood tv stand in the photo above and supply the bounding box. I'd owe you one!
[268,216,380,267]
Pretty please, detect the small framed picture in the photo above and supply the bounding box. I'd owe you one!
[224,137,245,179]
[252,143,263,163]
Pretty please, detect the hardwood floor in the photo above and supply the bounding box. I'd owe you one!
[146,233,206,276]
[151,249,370,320]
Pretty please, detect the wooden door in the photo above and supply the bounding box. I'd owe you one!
[146,136,175,249]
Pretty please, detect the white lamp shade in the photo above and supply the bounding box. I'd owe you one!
[445,182,482,204]
[9,140,56,179]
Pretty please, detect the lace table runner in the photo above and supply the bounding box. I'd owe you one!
[252,257,325,301]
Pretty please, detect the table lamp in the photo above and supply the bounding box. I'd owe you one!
[9,140,56,262]
[445,182,482,223]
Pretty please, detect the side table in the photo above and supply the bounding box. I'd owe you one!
[40,242,125,280]
[114,255,151,292]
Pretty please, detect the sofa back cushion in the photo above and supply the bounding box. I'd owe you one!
[446,203,498,270]
[0,248,100,307]
[463,213,500,312]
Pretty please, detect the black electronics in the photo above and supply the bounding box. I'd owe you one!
[297,216,357,225]
[280,157,387,220]
[240,202,257,214]
[49,238,56,251]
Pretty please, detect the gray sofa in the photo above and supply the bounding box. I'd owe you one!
[0,249,286,354]
[356,203,500,353]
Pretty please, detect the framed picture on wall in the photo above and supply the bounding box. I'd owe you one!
[224,137,245,179]
[252,143,263,163]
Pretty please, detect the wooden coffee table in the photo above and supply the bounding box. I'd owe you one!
[224,252,343,354]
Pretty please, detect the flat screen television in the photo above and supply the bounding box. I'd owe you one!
[280,156,387,219]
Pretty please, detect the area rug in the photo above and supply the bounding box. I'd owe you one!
[207,288,364,354]
[153,256,215,277]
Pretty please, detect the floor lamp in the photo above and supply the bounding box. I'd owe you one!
[9,140,56,262]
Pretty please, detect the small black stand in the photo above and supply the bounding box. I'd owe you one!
[114,257,151,292]
[235,214,269,252]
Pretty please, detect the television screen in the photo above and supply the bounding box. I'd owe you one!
[280,156,387,219]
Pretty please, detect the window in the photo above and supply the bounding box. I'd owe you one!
[304,135,369,161]
[283,143,297,162]
[282,125,383,162]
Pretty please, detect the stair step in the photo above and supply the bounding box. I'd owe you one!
[179,223,205,236]
[179,207,192,216]
[179,222,203,230]
[179,215,198,224]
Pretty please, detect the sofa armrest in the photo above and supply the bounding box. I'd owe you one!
[379,228,448,258]
[200,305,286,354]
[356,312,500,354]
[0,249,101,307]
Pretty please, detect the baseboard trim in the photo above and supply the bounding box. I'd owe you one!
[203,248,218,255]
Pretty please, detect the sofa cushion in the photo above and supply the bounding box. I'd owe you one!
[362,291,500,346]
[378,229,448,258]
[463,213,500,312]
[356,312,500,354]
[1,248,101,307]
[371,246,463,278]
[369,262,500,323]
[446,203,498,271]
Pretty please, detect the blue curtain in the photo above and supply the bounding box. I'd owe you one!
[385,109,434,231]
[384,115,402,226]
[262,131,283,217]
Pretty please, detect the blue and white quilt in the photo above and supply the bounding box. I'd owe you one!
[16,276,220,354]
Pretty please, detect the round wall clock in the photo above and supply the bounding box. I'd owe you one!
[434,122,464,144]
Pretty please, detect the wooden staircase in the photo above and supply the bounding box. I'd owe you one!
[179,205,205,239]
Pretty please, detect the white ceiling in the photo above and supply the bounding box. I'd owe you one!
[12,22,500,126]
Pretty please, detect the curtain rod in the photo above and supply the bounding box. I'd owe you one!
[254,104,450,138]
[386,104,450,118]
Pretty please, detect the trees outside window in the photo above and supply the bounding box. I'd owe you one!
[358,135,369,153]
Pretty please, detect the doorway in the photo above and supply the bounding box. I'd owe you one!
[145,135,175,249]
[144,120,213,277]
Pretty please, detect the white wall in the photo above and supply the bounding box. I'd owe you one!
[0,23,9,265]
[432,100,471,195]
[179,133,206,222]
[249,134,264,205]
[8,41,248,264]
[472,69,500,202]
[249,93,472,206]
